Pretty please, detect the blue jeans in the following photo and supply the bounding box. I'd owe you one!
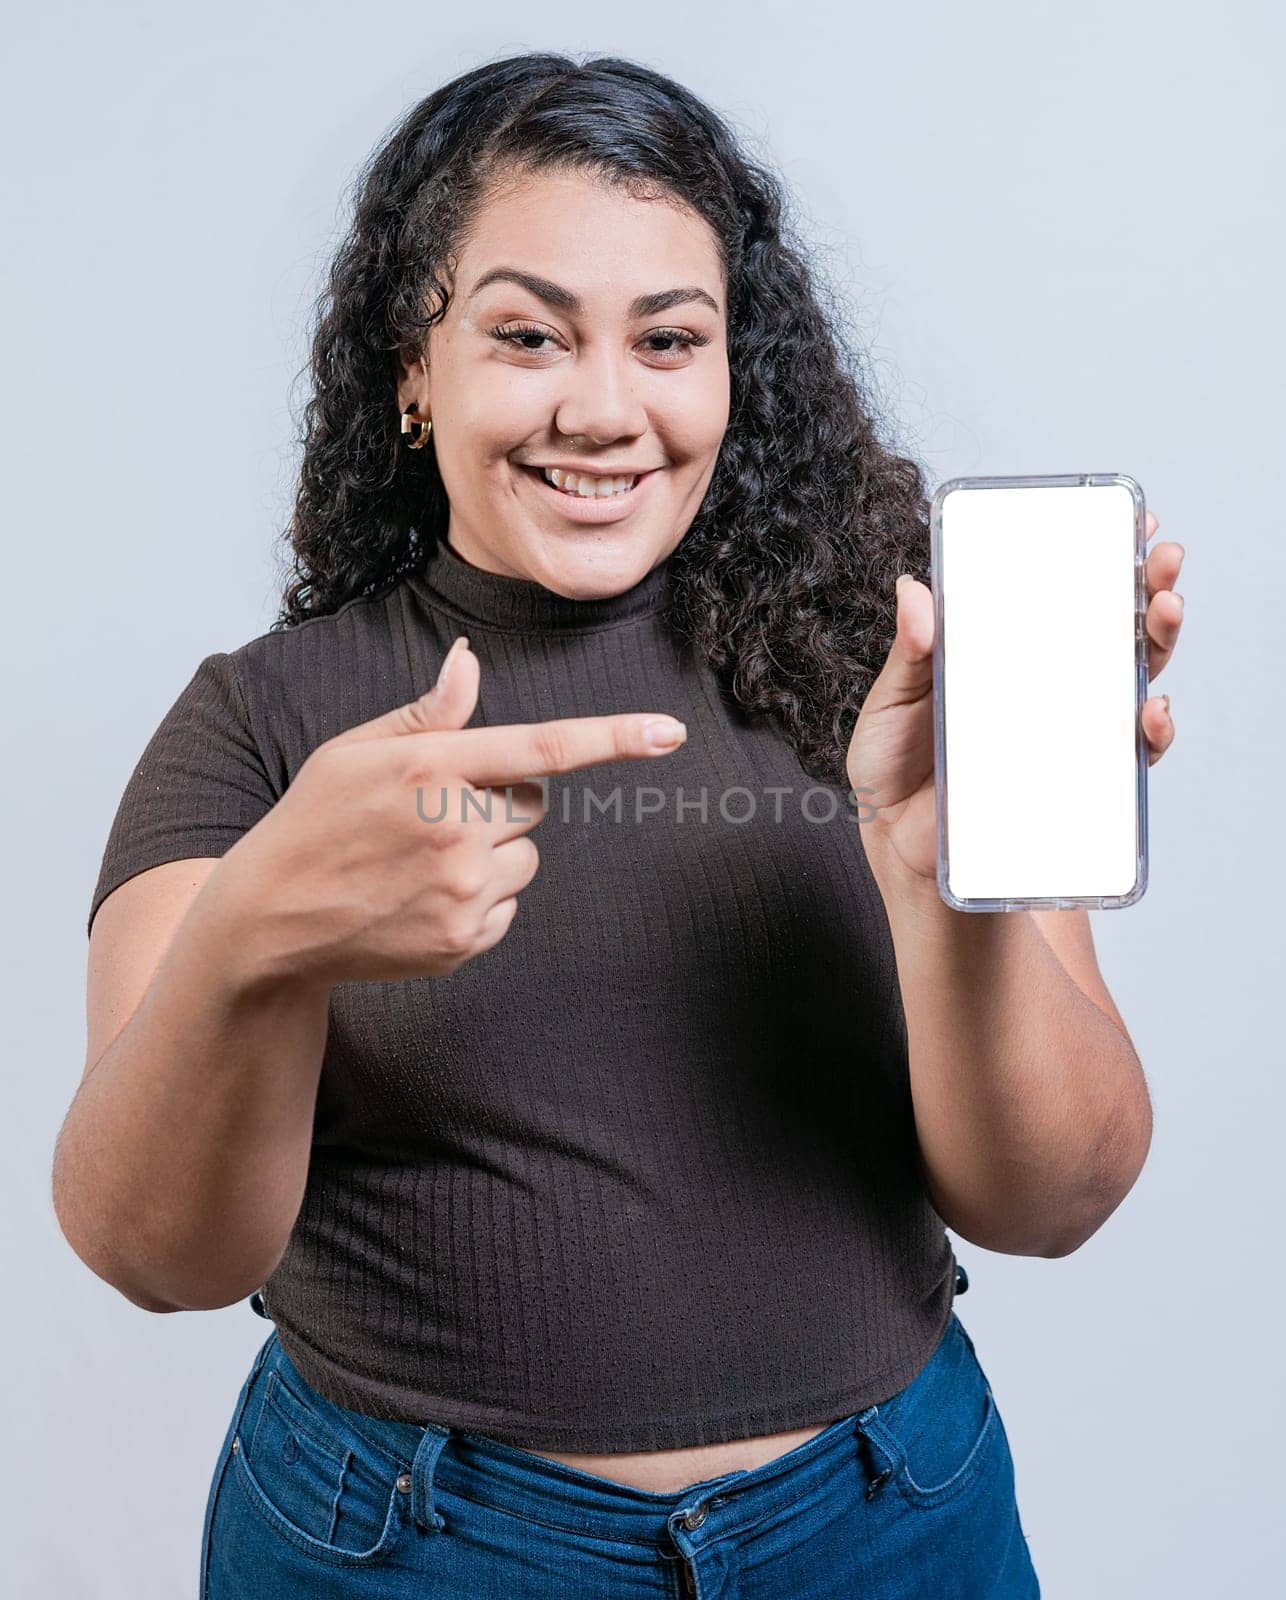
[201,1310,1040,1597]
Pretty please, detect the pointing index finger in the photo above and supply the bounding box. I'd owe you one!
[415,713,688,787]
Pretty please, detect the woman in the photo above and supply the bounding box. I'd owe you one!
[56,52,1184,1598]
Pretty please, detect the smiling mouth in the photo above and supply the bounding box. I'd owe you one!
[517,464,656,497]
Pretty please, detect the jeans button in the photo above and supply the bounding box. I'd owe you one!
[682,1504,708,1529]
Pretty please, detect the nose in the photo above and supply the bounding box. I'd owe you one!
[554,343,648,445]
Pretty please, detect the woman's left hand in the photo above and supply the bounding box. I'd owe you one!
[846,510,1185,882]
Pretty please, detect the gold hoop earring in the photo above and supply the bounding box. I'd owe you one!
[402,406,433,450]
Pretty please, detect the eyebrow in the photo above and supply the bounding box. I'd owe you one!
[466,267,720,319]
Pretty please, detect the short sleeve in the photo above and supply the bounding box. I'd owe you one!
[87,651,281,937]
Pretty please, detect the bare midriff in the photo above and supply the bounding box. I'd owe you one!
[522,1419,838,1494]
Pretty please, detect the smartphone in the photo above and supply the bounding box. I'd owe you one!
[929,473,1149,911]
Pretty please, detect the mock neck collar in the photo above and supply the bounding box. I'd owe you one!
[406,535,673,634]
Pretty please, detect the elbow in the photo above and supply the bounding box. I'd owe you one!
[945,1216,1087,1259]
[946,1211,1113,1260]
[52,1191,247,1315]
[117,1284,188,1314]
[1034,1122,1155,1260]
[62,1235,252,1313]
[1034,1185,1142,1259]
[52,1161,275,1315]
[54,1221,188,1313]
[1034,1216,1114,1258]
[1034,1228,1093,1260]
[929,1121,1154,1262]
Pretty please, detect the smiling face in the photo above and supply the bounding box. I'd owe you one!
[397,168,731,597]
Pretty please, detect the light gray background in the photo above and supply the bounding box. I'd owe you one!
[5,4,1281,1594]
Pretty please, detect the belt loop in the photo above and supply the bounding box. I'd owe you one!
[854,1404,904,1500]
[410,1423,453,1534]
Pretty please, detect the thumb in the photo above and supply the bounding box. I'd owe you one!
[331,635,480,744]
[863,574,935,712]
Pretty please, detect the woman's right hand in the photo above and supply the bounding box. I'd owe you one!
[212,635,688,986]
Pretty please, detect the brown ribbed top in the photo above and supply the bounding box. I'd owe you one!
[88,535,957,1451]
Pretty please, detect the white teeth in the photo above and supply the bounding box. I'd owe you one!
[541,466,639,497]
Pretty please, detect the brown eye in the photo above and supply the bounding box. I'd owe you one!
[490,322,560,354]
[641,329,710,362]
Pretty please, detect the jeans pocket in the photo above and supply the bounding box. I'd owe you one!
[202,1334,274,1598]
[867,1314,1001,1510]
[229,1354,413,1568]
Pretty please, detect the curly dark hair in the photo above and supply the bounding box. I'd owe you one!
[274,51,932,788]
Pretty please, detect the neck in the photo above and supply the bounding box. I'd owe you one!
[407,535,675,635]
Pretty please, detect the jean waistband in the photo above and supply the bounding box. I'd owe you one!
[260,1327,899,1552]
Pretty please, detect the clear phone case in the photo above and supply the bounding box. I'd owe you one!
[929,473,1150,912]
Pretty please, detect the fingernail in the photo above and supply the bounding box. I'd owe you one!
[437,635,468,690]
[1162,693,1170,713]
[895,573,914,592]
[643,717,687,751]
[1173,592,1183,613]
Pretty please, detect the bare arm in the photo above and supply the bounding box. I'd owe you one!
[866,841,1153,1260]
[52,854,332,1313]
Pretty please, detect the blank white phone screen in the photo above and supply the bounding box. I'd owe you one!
[938,482,1141,903]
